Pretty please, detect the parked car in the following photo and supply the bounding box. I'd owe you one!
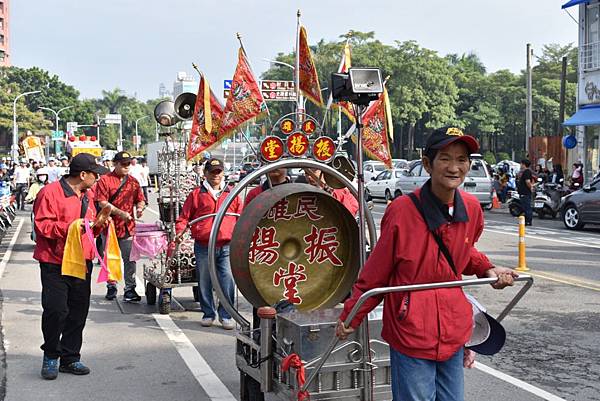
[363,161,387,182]
[394,159,494,208]
[365,169,406,201]
[560,177,600,230]
[392,159,410,171]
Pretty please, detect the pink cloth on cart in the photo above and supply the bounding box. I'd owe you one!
[130,223,168,261]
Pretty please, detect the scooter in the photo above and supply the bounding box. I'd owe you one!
[508,190,528,217]
[533,179,566,219]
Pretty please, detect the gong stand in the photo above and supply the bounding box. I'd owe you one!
[207,158,378,329]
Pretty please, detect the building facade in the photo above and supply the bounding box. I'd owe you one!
[0,0,9,66]
[172,71,197,100]
[563,0,600,180]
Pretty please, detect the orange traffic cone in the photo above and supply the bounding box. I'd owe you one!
[492,189,500,209]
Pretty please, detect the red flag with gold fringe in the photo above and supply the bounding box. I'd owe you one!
[187,74,224,160]
[219,48,267,137]
[354,88,393,169]
[299,26,324,107]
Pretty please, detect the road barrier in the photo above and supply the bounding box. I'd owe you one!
[516,215,529,272]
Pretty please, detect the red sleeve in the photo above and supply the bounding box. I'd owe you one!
[33,188,70,240]
[244,187,259,206]
[339,206,399,329]
[463,206,493,277]
[95,177,110,202]
[175,190,195,234]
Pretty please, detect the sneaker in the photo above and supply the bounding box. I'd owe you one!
[200,317,214,327]
[219,318,235,330]
[41,356,58,380]
[123,289,142,303]
[105,286,117,300]
[59,361,90,375]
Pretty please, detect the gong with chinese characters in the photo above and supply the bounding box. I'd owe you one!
[230,183,359,311]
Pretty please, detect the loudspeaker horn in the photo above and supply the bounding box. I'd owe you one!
[153,100,180,127]
[174,92,197,120]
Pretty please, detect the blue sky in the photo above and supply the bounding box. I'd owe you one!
[12,0,577,101]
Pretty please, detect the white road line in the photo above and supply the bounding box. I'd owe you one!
[484,228,600,250]
[146,207,160,216]
[0,219,24,279]
[153,314,237,401]
[475,362,566,401]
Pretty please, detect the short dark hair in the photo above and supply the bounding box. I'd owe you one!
[521,159,531,167]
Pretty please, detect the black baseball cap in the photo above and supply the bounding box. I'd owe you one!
[465,295,506,355]
[425,127,479,155]
[69,153,106,175]
[113,151,133,163]
[204,158,224,172]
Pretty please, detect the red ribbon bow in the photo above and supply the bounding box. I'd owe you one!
[281,353,310,401]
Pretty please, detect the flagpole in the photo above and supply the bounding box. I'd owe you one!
[321,35,352,131]
[295,9,304,116]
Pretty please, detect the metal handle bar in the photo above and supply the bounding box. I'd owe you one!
[301,274,533,392]
[188,213,240,228]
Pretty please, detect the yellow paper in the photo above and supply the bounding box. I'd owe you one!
[105,221,123,282]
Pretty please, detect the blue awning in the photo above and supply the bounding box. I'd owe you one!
[562,0,590,9]
[563,105,600,126]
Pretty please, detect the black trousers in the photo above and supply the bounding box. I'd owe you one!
[15,183,27,210]
[40,262,92,365]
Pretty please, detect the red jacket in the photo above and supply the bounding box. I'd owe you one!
[33,178,98,265]
[340,182,493,361]
[176,184,242,247]
[95,172,145,238]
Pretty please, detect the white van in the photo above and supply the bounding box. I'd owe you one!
[363,161,387,182]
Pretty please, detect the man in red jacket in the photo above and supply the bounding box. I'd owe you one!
[33,153,107,380]
[336,127,518,401]
[176,158,242,330]
[95,151,146,302]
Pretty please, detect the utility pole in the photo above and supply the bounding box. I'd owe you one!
[526,43,533,156]
[558,56,568,137]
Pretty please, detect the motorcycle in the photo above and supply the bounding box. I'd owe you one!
[533,179,567,219]
[508,190,531,217]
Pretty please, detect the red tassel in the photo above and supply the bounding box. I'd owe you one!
[281,353,310,401]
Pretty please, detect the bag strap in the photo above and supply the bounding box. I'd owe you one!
[109,175,128,204]
[408,192,458,276]
[80,193,89,219]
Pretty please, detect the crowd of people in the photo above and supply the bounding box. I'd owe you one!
[25,135,519,401]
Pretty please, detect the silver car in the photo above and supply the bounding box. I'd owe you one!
[394,159,493,208]
[365,169,406,201]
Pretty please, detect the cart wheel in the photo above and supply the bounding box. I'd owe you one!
[158,290,171,315]
[240,371,264,401]
[192,286,200,302]
[146,283,157,305]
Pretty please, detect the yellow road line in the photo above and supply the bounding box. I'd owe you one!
[526,271,600,292]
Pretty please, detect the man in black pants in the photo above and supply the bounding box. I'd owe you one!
[33,153,107,380]
[517,159,534,226]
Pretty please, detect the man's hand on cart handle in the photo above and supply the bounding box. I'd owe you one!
[335,319,355,340]
[485,267,519,289]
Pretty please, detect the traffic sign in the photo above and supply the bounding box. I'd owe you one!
[224,80,232,89]
[260,80,296,102]
[51,130,64,140]
[105,114,122,124]
[223,89,231,99]
[66,122,78,133]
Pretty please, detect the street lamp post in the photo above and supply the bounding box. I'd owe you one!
[135,116,150,152]
[39,106,75,157]
[12,90,41,160]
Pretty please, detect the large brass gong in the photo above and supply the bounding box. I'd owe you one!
[230,183,359,311]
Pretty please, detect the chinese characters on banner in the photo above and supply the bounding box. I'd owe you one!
[356,88,393,169]
[248,195,343,305]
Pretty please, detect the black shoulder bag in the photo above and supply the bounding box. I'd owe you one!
[95,175,128,212]
[408,192,458,276]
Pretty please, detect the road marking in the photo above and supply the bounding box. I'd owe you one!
[475,362,566,401]
[0,219,24,279]
[484,228,600,250]
[527,271,600,292]
[146,207,160,216]
[153,313,237,401]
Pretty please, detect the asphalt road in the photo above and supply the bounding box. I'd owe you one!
[1,197,599,401]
